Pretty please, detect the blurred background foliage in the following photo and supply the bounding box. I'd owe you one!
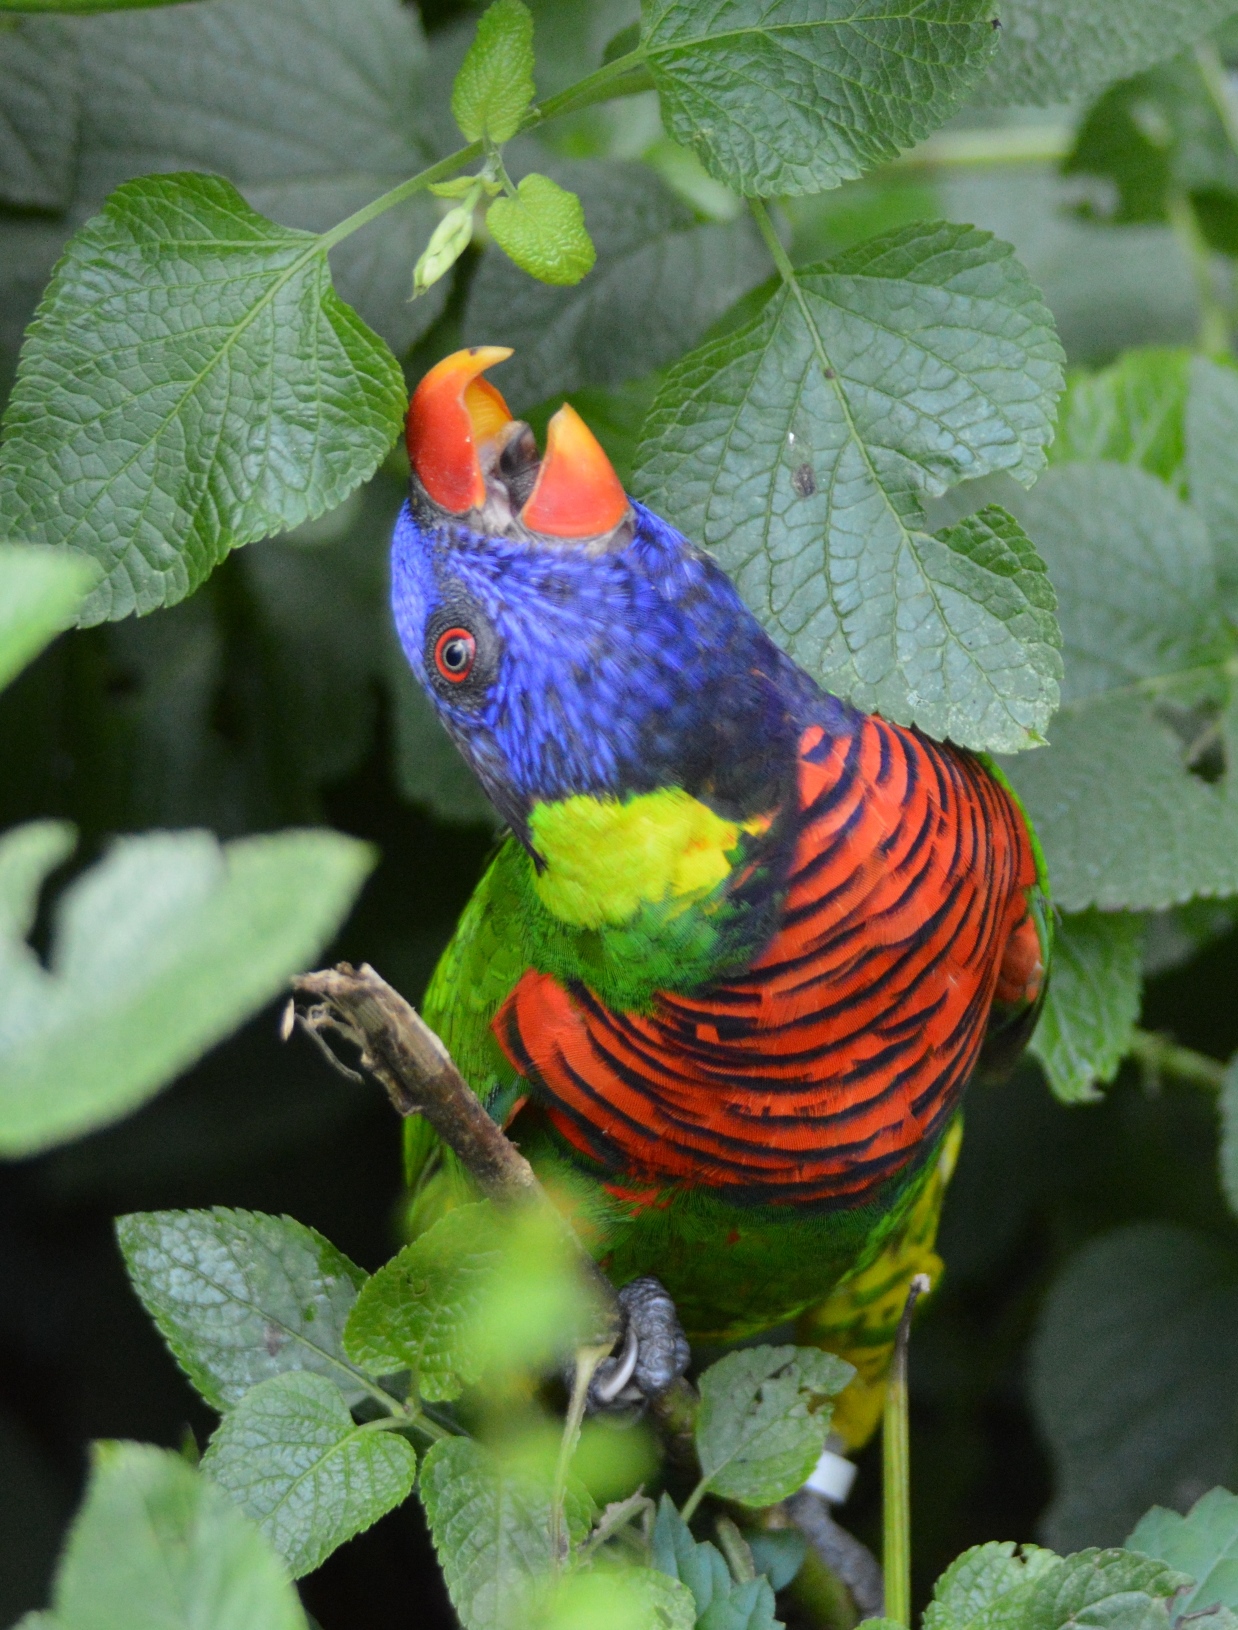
[8,1,1238,1625]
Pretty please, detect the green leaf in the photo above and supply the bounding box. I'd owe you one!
[0,544,95,694]
[532,1566,697,1630]
[487,174,596,286]
[977,0,1238,108]
[40,1441,308,1630]
[635,223,1064,752]
[202,1372,416,1579]
[345,1202,506,1402]
[1187,357,1238,598]
[0,0,202,10]
[1030,911,1144,1104]
[0,14,76,209]
[1051,350,1193,487]
[1064,57,1238,255]
[345,1202,599,1399]
[452,0,535,145]
[694,1345,852,1509]
[640,0,999,197]
[1030,1223,1238,1549]
[1006,694,1238,912]
[922,1542,1059,1630]
[116,1208,371,1412]
[68,0,445,355]
[464,160,768,408]
[1002,456,1238,911]
[420,1436,593,1630]
[0,827,373,1156]
[1129,1487,1238,1616]
[1013,460,1220,704]
[651,1497,781,1630]
[1218,1056,1238,1219]
[923,1541,1186,1630]
[937,170,1200,367]
[0,172,406,623]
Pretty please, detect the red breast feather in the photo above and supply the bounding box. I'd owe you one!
[496,718,1039,1208]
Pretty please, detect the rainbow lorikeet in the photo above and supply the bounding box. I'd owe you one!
[392,346,1051,1445]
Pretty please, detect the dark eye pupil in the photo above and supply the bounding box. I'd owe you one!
[433,625,477,684]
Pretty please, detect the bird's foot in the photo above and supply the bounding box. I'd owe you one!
[587,1276,690,1412]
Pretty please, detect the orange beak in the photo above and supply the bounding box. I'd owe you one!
[521,403,629,539]
[406,348,629,537]
[406,346,514,513]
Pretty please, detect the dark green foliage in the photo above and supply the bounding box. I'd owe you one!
[634,225,1064,752]
[691,1347,852,1510]
[652,1498,781,1630]
[6,0,1238,1625]
[1030,913,1144,1103]
[1030,1225,1238,1549]
[1129,1486,1238,1615]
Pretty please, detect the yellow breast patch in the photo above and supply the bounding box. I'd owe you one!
[528,787,765,929]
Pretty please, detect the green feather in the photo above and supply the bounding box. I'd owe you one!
[407,842,530,1203]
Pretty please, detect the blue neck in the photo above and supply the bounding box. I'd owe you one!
[391,499,853,822]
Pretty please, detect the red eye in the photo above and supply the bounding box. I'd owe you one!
[434,626,476,683]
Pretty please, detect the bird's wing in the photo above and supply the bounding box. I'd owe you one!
[405,836,532,1216]
[974,754,1054,1082]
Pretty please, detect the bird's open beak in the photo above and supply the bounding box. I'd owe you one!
[405,347,629,539]
[406,346,514,514]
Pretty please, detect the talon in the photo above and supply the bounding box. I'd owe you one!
[593,1321,640,1404]
[587,1276,690,1413]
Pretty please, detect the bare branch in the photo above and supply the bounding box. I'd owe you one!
[288,961,708,1429]
[290,961,625,1343]
[291,962,540,1203]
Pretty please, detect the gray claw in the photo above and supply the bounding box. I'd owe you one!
[588,1276,691,1411]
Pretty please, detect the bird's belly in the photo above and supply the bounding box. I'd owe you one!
[514,1100,953,1344]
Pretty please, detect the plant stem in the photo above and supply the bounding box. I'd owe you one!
[361,1410,452,1443]
[292,965,624,1400]
[749,195,796,283]
[316,48,653,255]
[318,144,482,251]
[678,1474,710,1525]
[883,1274,929,1627]
[293,963,546,1202]
[1128,1028,1227,1091]
[550,1342,612,1570]
[892,124,1073,170]
[525,48,653,127]
[1195,42,1238,161]
[1166,188,1231,355]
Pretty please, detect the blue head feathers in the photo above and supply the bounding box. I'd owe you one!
[391,349,831,841]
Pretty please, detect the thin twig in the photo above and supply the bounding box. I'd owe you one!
[1128,1028,1227,1093]
[552,1343,612,1569]
[292,962,542,1202]
[288,962,706,1447]
[579,1491,656,1559]
[883,1272,931,1627]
